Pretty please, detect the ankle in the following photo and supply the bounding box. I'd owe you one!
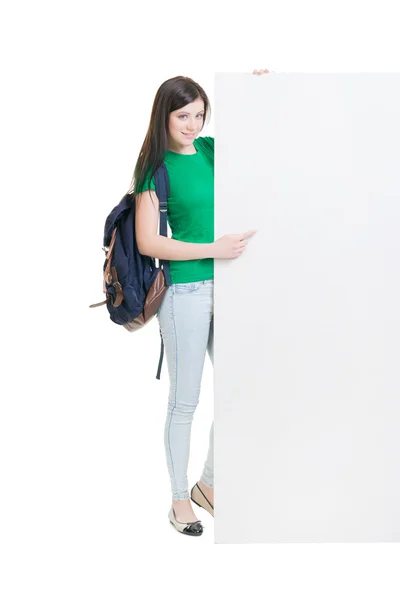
[198,480,213,491]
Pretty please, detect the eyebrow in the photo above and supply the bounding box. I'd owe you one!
[177,110,205,115]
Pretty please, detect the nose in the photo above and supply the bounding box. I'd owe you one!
[186,117,197,131]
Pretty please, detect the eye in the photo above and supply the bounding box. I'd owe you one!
[178,114,204,119]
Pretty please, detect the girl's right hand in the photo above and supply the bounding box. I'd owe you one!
[210,230,257,259]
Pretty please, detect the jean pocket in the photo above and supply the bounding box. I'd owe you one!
[174,282,201,294]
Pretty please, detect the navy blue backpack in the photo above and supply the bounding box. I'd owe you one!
[89,162,171,379]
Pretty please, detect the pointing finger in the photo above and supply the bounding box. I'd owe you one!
[241,229,258,240]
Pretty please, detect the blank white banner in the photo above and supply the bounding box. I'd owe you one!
[214,73,400,544]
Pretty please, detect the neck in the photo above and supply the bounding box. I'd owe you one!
[168,137,197,155]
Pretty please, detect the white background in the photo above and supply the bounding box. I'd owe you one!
[214,73,400,542]
[1,0,400,598]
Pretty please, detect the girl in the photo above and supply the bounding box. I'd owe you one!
[131,68,270,536]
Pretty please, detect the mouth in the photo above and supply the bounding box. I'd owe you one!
[182,132,196,137]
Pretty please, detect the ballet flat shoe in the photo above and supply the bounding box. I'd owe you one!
[168,506,203,536]
[190,482,214,517]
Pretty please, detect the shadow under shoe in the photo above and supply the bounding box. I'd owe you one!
[190,483,214,517]
[168,506,203,536]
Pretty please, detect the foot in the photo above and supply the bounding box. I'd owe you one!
[197,480,214,506]
[172,499,200,523]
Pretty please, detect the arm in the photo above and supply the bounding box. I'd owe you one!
[135,190,213,260]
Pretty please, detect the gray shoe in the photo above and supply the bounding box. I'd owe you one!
[168,506,203,536]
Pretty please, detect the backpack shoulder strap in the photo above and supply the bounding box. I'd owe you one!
[154,163,171,286]
[153,162,171,380]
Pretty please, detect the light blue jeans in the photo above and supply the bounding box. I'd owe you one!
[157,279,214,500]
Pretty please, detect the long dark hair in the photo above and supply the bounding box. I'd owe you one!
[127,75,211,204]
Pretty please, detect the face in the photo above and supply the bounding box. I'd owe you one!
[168,97,205,151]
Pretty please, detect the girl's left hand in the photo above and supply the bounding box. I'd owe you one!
[253,68,271,75]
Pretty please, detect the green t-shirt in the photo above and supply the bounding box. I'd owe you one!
[137,136,214,284]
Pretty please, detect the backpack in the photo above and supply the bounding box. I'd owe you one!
[89,162,171,380]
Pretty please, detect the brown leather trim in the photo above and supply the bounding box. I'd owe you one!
[123,270,168,332]
[89,298,109,308]
[123,313,147,332]
[104,228,117,285]
[143,269,167,321]
[110,266,124,307]
[112,281,123,307]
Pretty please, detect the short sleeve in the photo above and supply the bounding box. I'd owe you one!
[141,171,156,192]
[135,166,156,194]
[196,136,214,161]
[200,136,214,151]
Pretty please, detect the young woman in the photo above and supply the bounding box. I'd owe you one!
[131,68,270,536]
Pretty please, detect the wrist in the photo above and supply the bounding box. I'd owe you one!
[204,242,214,259]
